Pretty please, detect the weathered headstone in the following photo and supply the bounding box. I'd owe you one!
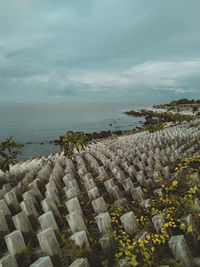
[22,190,37,206]
[70,231,90,248]
[4,230,26,254]
[66,210,88,234]
[66,198,83,218]
[0,210,9,236]
[88,187,100,201]
[0,254,18,267]
[4,190,20,212]
[20,198,39,219]
[109,185,122,200]
[69,258,90,267]
[95,212,112,235]
[65,187,78,199]
[37,227,61,259]
[0,200,11,217]
[152,213,165,233]
[120,211,140,236]
[29,180,43,201]
[12,211,33,240]
[168,235,192,267]
[131,186,144,202]
[41,197,63,225]
[30,256,54,267]
[92,197,107,214]
[38,211,60,238]
[100,234,112,256]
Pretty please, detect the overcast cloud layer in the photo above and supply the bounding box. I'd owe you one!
[0,0,200,103]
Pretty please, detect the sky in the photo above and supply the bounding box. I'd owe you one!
[0,0,200,103]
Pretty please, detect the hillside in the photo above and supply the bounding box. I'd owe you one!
[0,120,200,266]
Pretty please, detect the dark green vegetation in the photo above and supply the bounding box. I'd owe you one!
[150,111,195,122]
[144,122,164,133]
[0,136,21,172]
[62,131,89,159]
[153,98,200,109]
[170,98,200,105]
[125,109,195,123]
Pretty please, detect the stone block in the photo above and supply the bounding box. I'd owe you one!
[12,211,33,237]
[66,197,83,218]
[41,197,63,225]
[22,190,37,205]
[29,180,43,201]
[4,230,26,254]
[131,186,144,202]
[95,212,112,235]
[37,227,61,257]
[66,210,88,234]
[0,210,9,236]
[122,178,134,192]
[70,231,90,248]
[30,256,53,267]
[38,211,60,237]
[120,211,140,236]
[69,258,90,267]
[109,185,122,200]
[0,254,18,267]
[65,187,78,199]
[4,190,20,212]
[88,187,100,201]
[92,197,107,214]
[20,198,39,219]
[152,213,165,233]
[104,179,115,192]
[100,234,112,256]
[168,235,192,267]
[136,171,146,186]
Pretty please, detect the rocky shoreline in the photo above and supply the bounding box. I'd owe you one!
[22,103,199,155]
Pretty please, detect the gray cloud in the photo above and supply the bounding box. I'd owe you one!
[0,0,200,102]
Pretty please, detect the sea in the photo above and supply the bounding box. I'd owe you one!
[0,102,154,160]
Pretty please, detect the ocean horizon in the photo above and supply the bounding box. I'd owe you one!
[0,102,154,160]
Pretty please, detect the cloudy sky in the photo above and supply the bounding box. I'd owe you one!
[0,0,200,103]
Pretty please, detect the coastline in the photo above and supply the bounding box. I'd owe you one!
[0,101,200,266]
[17,102,200,162]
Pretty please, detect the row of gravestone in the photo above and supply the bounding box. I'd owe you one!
[64,154,200,267]
[0,151,99,266]
[0,122,200,266]
[89,123,200,183]
[77,135,200,267]
[0,154,66,266]
[84,122,200,266]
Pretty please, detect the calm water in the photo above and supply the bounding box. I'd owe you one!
[0,102,153,160]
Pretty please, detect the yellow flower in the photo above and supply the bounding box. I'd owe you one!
[175,167,179,171]
[187,225,193,233]
[180,223,185,230]
[172,180,178,186]
[146,234,151,240]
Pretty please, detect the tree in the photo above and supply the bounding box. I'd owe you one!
[0,136,22,172]
[62,131,89,159]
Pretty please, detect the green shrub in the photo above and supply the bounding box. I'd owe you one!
[62,131,89,159]
[0,136,22,172]
[144,122,164,133]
